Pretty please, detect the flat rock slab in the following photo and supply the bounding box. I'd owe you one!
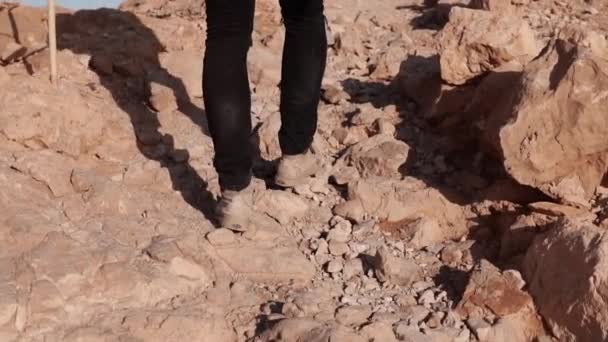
[212,239,315,283]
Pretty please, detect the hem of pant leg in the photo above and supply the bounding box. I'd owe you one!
[219,174,252,192]
[281,145,311,156]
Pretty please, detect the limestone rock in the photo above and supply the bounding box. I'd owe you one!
[149,82,178,112]
[122,311,237,342]
[255,190,310,224]
[11,151,75,198]
[457,260,542,341]
[394,323,426,342]
[342,135,410,178]
[370,43,406,80]
[401,217,445,249]
[335,305,372,326]
[0,78,108,158]
[438,7,541,85]
[374,247,422,286]
[524,220,608,341]
[484,39,608,206]
[360,321,399,342]
[212,239,316,283]
[257,321,367,342]
[334,177,469,241]
[159,51,204,98]
[206,229,237,246]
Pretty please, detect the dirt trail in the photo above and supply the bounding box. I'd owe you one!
[1,0,608,341]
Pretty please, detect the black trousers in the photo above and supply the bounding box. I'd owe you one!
[203,0,327,191]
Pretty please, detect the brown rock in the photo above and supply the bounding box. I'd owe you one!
[499,213,551,260]
[342,135,410,178]
[206,229,237,246]
[213,239,315,283]
[335,305,372,326]
[255,190,310,225]
[256,318,329,342]
[122,311,237,342]
[248,44,281,87]
[360,321,399,342]
[120,0,206,19]
[457,260,542,341]
[436,0,473,21]
[329,240,350,256]
[469,0,514,12]
[0,78,107,157]
[149,82,178,112]
[343,258,364,279]
[370,43,405,80]
[524,220,608,341]
[484,39,608,206]
[159,51,203,99]
[332,126,369,146]
[11,151,75,197]
[438,7,541,85]
[374,247,422,286]
[479,313,540,342]
[334,177,469,241]
[402,217,445,249]
[394,323,426,342]
[457,260,536,318]
[528,202,594,220]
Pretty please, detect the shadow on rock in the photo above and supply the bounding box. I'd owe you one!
[56,9,217,222]
[342,53,548,208]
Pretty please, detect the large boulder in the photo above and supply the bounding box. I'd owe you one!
[484,38,608,206]
[438,7,541,85]
[524,220,608,341]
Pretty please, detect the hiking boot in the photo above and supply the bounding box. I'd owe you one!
[216,183,255,232]
[275,150,320,187]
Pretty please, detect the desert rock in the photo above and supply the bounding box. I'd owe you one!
[524,220,608,341]
[485,38,608,206]
[374,247,422,286]
[439,7,542,85]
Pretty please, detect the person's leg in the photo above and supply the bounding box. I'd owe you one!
[278,0,327,156]
[275,0,327,187]
[204,0,255,192]
[204,0,257,230]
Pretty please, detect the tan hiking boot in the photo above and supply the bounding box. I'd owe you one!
[216,183,255,232]
[275,150,320,187]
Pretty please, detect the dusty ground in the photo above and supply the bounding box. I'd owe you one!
[1,0,608,341]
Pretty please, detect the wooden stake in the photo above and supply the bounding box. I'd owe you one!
[48,0,57,85]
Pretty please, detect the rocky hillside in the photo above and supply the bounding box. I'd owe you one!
[1,0,608,341]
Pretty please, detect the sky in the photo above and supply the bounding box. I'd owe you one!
[22,0,122,9]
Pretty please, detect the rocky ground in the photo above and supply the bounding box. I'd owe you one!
[1,0,608,341]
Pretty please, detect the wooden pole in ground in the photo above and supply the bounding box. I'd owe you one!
[48,0,57,84]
